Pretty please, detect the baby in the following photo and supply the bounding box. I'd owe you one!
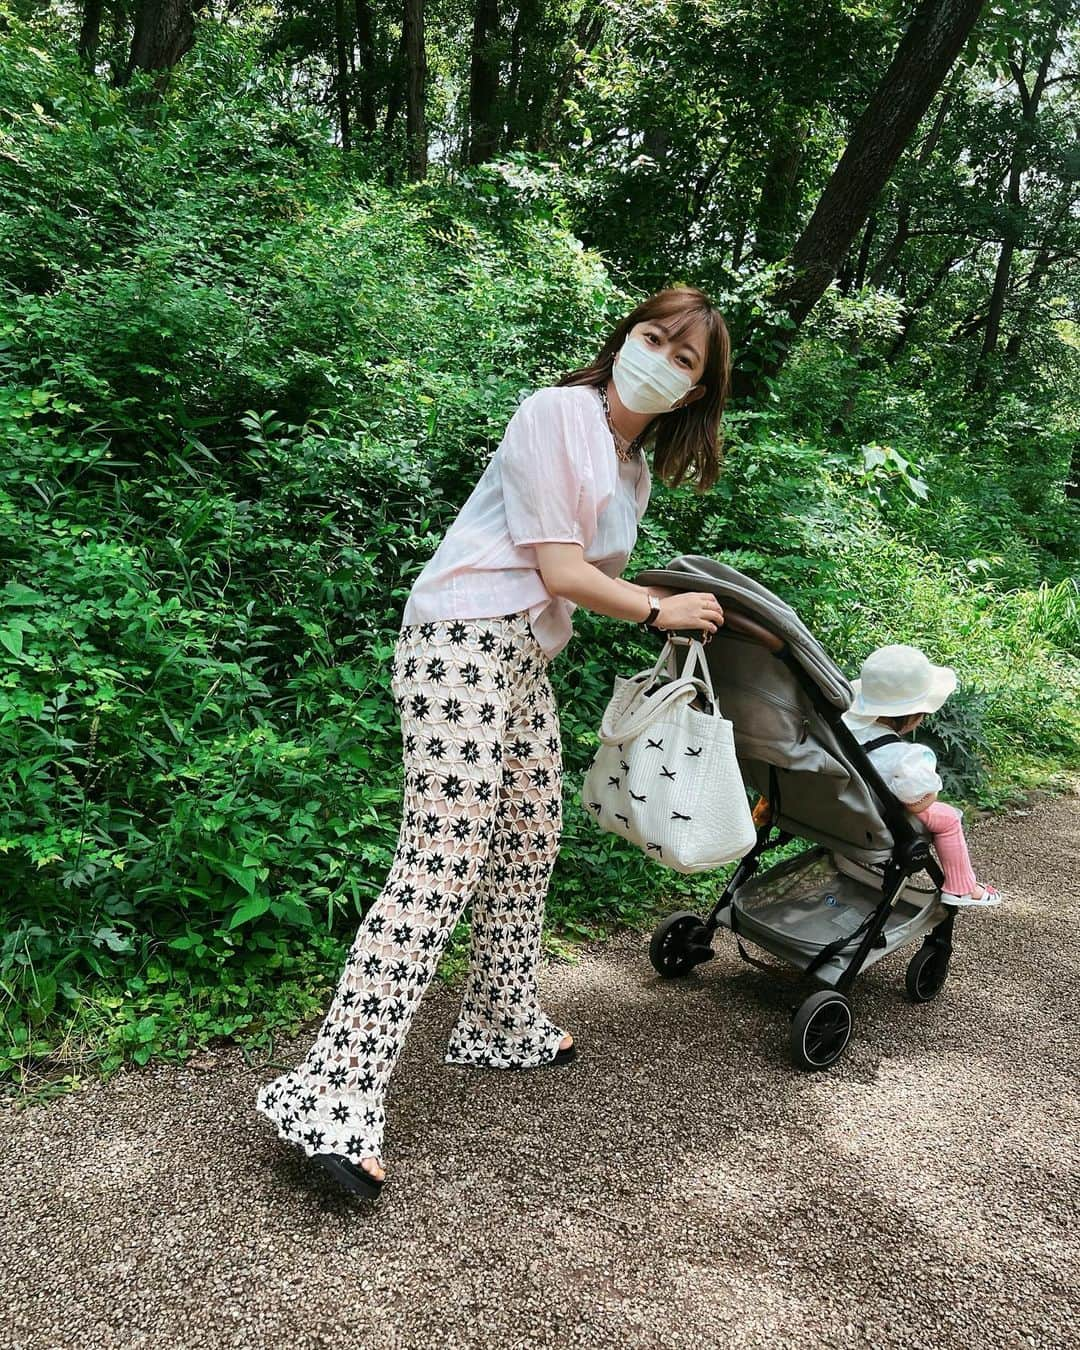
[842,644,1001,908]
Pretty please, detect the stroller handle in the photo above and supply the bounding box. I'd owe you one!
[720,607,785,655]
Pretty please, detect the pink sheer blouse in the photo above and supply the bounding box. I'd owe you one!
[400,384,652,659]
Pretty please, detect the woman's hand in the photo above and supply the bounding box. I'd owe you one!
[654,591,724,638]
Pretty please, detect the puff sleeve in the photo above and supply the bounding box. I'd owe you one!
[888,744,943,805]
[498,388,595,549]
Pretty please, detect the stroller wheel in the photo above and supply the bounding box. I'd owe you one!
[649,911,714,978]
[791,990,853,1071]
[905,944,950,1003]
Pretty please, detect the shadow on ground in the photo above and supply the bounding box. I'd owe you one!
[3,792,1078,1349]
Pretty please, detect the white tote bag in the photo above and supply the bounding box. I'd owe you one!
[580,636,757,873]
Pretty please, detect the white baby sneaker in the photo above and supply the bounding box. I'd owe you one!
[942,883,1002,908]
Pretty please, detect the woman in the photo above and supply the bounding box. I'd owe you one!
[255,284,731,1199]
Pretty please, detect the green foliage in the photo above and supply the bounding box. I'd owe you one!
[0,14,1077,1096]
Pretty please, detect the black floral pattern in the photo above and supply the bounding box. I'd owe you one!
[255,611,566,1169]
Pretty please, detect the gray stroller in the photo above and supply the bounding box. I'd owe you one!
[630,556,955,1071]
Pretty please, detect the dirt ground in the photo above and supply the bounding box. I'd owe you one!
[3,790,1078,1350]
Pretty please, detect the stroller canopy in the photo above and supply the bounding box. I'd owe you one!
[631,557,928,866]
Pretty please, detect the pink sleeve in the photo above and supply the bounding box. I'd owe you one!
[499,389,594,549]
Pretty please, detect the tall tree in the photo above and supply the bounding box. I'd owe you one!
[468,0,500,164]
[753,107,810,263]
[972,10,1066,388]
[536,0,606,154]
[334,0,352,152]
[862,72,960,290]
[733,0,986,400]
[354,0,379,134]
[117,0,200,93]
[403,0,428,179]
[77,0,105,70]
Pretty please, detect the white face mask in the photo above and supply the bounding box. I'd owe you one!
[612,333,696,414]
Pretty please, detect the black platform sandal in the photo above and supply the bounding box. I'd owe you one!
[507,1041,576,1068]
[311,1151,385,1200]
[518,1040,577,1068]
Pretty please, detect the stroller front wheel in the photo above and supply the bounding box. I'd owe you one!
[905,943,950,1003]
[791,990,853,1071]
[649,911,714,978]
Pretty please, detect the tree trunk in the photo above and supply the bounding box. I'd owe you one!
[504,0,541,146]
[865,78,956,289]
[78,0,104,70]
[886,251,962,360]
[853,212,878,292]
[535,1,605,154]
[334,0,352,153]
[731,0,986,402]
[1002,246,1052,364]
[107,0,127,83]
[1066,445,1080,502]
[972,26,1060,389]
[867,204,911,289]
[353,0,379,134]
[731,217,748,270]
[118,0,198,92]
[678,153,731,258]
[402,0,427,180]
[467,0,500,165]
[753,109,809,263]
[384,21,406,149]
[1002,183,1076,368]
[782,0,983,325]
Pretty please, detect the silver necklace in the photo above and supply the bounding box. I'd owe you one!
[597,382,644,463]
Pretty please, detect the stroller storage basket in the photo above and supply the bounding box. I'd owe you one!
[727,847,947,985]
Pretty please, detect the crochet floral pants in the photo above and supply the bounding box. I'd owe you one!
[255,611,566,1168]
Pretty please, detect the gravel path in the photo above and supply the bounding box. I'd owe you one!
[4,790,1079,1350]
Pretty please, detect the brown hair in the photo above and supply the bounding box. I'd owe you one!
[554,285,731,493]
[880,712,929,734]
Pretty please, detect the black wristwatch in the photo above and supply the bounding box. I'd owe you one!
[640,591,662,630]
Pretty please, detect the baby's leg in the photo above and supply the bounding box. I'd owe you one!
[914,801,978,896]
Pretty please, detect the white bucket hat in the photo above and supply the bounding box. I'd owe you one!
[849,644,957,719]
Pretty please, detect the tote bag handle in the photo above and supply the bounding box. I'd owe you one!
[675,636,719,706]
[598,637,720,744]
